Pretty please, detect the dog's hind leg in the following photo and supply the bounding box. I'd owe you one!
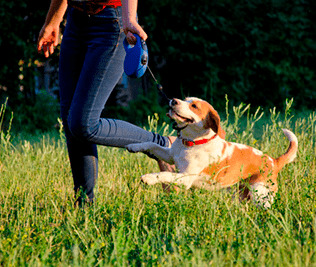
[249,182,274,208]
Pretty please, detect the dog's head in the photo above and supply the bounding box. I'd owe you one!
[167,97,225,139]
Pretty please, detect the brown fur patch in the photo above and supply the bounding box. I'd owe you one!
[202,104,226,139]
[201,144,278,190]
[188,100,211,120]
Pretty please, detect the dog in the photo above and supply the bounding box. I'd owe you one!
[126,97,298,208]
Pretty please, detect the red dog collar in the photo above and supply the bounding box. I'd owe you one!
[182,134,218,147]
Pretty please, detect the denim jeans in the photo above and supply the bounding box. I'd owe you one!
[59,7,167,204]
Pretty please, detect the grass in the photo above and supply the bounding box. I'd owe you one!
[0,99,315,266]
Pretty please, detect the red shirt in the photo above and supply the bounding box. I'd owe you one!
[105,0,122,8]
[68,0,122,14]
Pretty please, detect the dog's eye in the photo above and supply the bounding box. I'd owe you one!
[191,104,198,109]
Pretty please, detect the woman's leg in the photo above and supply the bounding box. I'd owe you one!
[58,8,98,204]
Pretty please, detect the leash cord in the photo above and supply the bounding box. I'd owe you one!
[147,65,159,84]
[147,66,170,104]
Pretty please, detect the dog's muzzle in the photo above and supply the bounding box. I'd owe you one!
[170,98,180,107]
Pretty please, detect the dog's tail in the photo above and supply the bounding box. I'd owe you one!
[275,129,298,171]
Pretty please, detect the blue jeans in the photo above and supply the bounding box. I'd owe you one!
[59,7,167,204]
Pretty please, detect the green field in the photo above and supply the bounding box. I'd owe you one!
[0,101,315,266]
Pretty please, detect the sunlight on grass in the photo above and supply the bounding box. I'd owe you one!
[0,100,315,265]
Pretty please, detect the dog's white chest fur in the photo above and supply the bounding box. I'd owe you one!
[172,138,224,173]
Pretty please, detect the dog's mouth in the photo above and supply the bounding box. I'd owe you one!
[167,109,194,124]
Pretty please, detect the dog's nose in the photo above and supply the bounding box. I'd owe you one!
[170,98,179,107]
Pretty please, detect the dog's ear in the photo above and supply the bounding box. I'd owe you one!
[204,107,226,139]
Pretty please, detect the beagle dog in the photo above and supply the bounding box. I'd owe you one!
[126,97,298,208]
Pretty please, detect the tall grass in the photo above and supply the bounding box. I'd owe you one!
[0,100,315,266]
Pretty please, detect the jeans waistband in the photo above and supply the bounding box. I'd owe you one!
[68,5,122,19]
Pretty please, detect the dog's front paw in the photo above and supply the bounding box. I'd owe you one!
[141,173,160,185]
[126,143,145,153]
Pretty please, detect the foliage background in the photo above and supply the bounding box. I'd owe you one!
[139,0,316,110]
[0,0,315,132]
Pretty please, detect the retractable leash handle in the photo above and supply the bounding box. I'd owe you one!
[123,34,148,78]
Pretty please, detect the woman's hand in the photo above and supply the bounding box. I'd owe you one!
[123,18,147,44]
[37,23,60,58]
